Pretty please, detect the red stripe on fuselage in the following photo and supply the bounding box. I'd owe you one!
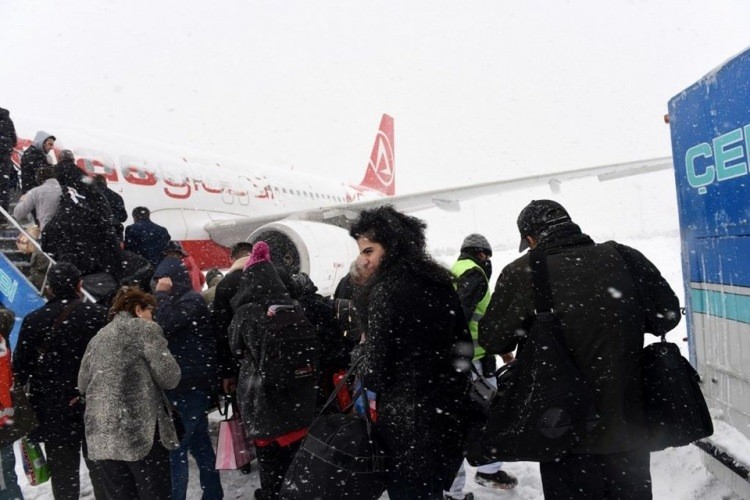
[180,240,231,270]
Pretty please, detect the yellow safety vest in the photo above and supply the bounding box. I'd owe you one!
[451,258,490,360]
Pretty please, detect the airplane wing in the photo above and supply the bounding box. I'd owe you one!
[205,156,673,245]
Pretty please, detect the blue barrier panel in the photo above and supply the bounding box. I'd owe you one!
[0,253,45,349]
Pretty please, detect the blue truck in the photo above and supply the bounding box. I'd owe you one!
[668,47,750,497]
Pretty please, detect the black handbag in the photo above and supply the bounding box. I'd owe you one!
[466,249,599,464]
[280,358,386,500]
[0,385,39,448]
[606,241,713,450]
[466,362,496,415]
[641,337,713,450]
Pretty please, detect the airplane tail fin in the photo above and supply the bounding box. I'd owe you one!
[359,114,395,196]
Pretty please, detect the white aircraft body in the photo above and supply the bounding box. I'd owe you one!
[11,115,673,295]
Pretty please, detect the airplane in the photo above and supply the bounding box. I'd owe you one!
[9,114,674,296]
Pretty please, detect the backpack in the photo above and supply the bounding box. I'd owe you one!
[233,301,320,438]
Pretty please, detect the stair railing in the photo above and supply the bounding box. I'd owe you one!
[0,205,97,303]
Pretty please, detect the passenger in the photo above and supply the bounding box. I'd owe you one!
[349,205,475,499]
[479,200,681,500]
[78,286,181,500]
[41,185,119,276]
[124,206,171,267]
[0,305,23,500]
[445,234,517,500]
[0,107,17,213]
[92,174,128,241]
[117,249,155,292]
[229,241,312,500]
[152,256,222,500]
[201,268,224,305]
[13,262,107,499]
[161,241,205,292]
[212,241,253,395]
[20,130,54,194]
[15,225,50,290]
[12,165,61,231]
[332,258,370,345]
[289,272,352,409]
[55,150,117,233]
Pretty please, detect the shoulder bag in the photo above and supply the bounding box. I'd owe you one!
[280,356,387,500]
[607,241,713,450]
[0,385,39,448]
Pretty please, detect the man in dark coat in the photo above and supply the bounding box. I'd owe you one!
[93,174,128,241]
[0,107,17,213]
[56,151,116,232]
[212,241,253,394]
[41,185,121,277]
[124,206,171,267]
[479,199,681,500]
[13,262,106,499]
[446,234,517,498]
[20,130,55,194]
[153,256,222,500]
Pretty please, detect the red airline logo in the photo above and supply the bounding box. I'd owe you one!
[368,131,394,188]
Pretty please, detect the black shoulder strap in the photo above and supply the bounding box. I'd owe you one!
[529,249,554,317]
[53,299,82,330]
[38,299,82,355]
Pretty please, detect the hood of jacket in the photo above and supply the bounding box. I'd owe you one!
[153,256,192,296]
[32,130,54,151]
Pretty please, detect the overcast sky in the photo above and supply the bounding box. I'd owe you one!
[3,1,749,249]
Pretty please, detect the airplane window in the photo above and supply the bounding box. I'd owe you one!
[282,187,287,193]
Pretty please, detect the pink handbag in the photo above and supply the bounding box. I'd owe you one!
[215,399,256,470]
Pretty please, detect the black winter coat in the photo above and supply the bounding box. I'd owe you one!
[41,191,122,276]
[0,108,16,194]
[479,230,681,455]
[13,294,108,444]
[0,108,16,159]
[154,257,218,393]
[361,265,474,484]
[124,219,171,267]
[20,145,49,194]
[98,185,127,238]
[212,267,243,379]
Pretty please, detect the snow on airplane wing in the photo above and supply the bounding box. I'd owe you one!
[204,156,673,245]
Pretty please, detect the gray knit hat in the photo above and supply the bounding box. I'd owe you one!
[460,233,492,256]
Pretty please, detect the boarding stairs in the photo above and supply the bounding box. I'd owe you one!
[0,203,97,348]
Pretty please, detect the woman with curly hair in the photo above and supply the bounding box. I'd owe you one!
[78,287,181,499]
[349,205,475,499]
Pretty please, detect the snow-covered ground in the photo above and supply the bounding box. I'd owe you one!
[12,232,742,499]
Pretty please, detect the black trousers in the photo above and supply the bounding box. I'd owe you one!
[255,440,301,499]
[44,437,106,500]
[97,441,172,500]
[540,449,652,500]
